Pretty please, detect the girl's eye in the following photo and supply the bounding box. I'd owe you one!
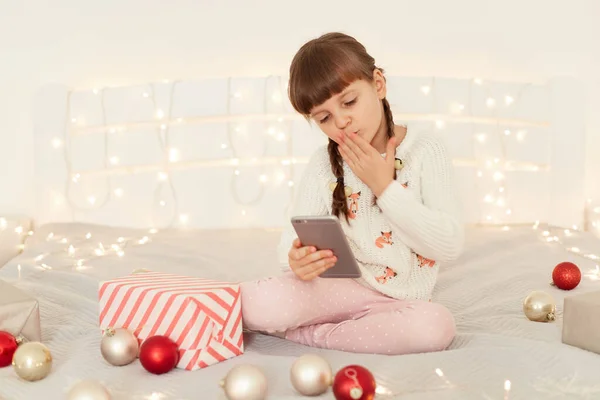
[344,98,357,106]
[319,116,329,124]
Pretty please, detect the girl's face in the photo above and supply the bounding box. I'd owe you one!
[309,69,388,150]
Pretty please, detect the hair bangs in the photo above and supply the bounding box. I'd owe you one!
[288,44,372,117]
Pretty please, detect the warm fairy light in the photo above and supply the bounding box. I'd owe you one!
[585,265,600,280]
[504,379,512,400]
[375,386,393,395]
[168,148,180,162]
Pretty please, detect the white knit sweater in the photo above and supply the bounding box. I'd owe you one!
[277,127,465,301]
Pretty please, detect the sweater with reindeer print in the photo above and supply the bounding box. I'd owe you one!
[278,128,465,301]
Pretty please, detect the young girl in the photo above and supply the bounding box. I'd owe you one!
[240,32,464,355]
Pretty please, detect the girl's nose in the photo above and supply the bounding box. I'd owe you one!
[334,114,351,130]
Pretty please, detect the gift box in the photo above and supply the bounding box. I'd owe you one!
[0,279,42,342]
[562,290,600,354]
[98,272,243,370]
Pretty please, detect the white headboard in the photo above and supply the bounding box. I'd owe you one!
[32,75,587,231]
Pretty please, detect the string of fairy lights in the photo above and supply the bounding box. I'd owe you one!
[4,75,594,273]
[57,76,296,228]
[0,75,595,400]
[48,75,554,229]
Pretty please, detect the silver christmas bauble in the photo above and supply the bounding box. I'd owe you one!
[523,290,556,322]
[67,379,112,400]
[100,327,139,366]
[220,364,268,400]
[290,354,332,396]
[12,342,52,381]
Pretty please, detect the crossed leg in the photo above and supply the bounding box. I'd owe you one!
[240,272,455,355]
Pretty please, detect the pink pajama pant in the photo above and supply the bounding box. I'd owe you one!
[240,272,456,355]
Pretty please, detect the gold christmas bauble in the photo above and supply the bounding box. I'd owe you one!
[12,342,52,381]
[523,290,556,322]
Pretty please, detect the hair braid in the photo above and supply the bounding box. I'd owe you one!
[328,139,350,223]
[370,97,398,206]
[382,98,397,182]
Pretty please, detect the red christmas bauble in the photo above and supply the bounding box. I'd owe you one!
[332,365,376,400]
[552,261,581,290]
[0,331,18,368]
[139,335,179,374]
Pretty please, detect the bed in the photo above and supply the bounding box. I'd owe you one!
[1,75,599,399]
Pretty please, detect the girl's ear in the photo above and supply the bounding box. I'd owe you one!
[373,69,387,99]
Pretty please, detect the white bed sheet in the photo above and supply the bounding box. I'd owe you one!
[1,223,600,400]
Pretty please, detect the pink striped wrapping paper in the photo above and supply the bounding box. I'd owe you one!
[98,271,244,371]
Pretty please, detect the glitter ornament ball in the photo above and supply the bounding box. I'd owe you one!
[290,354,333,396]
[332,365,376,400]
[552,261,581,290]
[12,342,53,381]
[138,335,179,374]
[523,290,556,322]
[220,364,268,400]
[67,379,112,400]
[0,331,18,367]
[100,327,139,366]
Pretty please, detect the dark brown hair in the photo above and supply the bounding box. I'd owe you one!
[287,32,397,222]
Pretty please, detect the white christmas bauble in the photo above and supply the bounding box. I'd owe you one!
[100,327,139,366]
[290,354,332,396]
[220,364,268,400]
[67,379,111,400]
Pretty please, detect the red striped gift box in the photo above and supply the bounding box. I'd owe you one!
[98,271,244,370]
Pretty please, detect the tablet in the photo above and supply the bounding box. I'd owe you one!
[291,215,362,278]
